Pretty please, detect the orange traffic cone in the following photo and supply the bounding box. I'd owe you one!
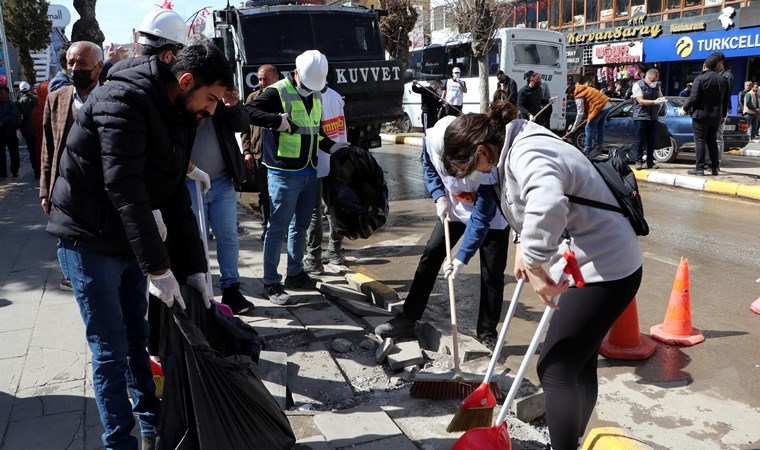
[651,258,704,346]
[751,297,760,315]
[600,298,657,360]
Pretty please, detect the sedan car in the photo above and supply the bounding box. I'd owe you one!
[567,97,750,162]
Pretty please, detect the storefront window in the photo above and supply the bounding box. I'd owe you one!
[586,0,598,22]
[665,0,681,10]
[648,0,663,14]
[550,0,559,27]
[617,0,630,17]
[703,6,720,14]
[684,0,700,6]
[563,0,572,23]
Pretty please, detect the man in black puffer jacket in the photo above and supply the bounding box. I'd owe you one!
[46,39,233,450]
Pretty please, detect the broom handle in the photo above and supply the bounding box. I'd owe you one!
[195,181,214,299]
[443,214,460,370]
[495,273,568,426]
[481,279,525,384]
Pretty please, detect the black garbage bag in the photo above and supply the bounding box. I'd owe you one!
[323,145,389,239]
[157,289,293,450]
[609,144,636,164]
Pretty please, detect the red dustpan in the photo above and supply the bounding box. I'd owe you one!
[453,274,569,450]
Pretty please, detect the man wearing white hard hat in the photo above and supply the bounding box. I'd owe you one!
[16,81,39,178]
[245,50,346,306]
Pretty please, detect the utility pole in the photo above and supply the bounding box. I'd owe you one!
[0,0,13,88]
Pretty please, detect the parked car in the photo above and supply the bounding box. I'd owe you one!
[567,97,750,162]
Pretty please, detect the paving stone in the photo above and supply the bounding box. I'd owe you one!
[0,302,38,333]
[295,435,337,450]
[286,341,352,407]
[288,299,364,340]
[11,380,86,422]
[253,351,288,410]
[19,345,87,390]
[376,337,394,363]
[329,296,396,318]
[3,410,85,449]
[313,405,403,448]
[240,305,306,339]
[333,355,386,391]
[343,434,419,450]
[511,389,546,423]
[0,328,32,359]
[319,283,371,303]
[386,341,424,370]
[345,273,399,308]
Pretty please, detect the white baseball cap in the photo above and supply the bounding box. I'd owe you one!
[19,81,30,92]
[452,67,461,74]
[295,50,329,91]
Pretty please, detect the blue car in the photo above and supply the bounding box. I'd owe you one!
[568,97,750,163]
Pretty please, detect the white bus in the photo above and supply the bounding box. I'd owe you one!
[401,28,567,133]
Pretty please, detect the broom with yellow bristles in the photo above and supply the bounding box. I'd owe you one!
[409,215,502,400]
[446,278,525,431]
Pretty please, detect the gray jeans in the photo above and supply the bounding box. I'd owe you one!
[715,116,726,163]
[305,178,343,261]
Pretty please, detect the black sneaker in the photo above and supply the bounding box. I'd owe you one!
[303,259,324,275]
[687,168,705,176]
[479,335,498,351]
[711,167,719,176]
[646,163,658,169]
[374,313,416,339]
[262,282,295,305]
[284,271,317,290]
[221,283,254,315]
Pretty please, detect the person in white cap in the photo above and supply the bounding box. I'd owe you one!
[441,66,467,117]
[244,50,346,306]
[16,81,39,178]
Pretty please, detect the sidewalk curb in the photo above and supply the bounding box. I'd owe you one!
[382,133,760,202]
[582,427,654,450]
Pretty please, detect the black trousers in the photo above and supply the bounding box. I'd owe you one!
[537,266,642,450]
[20,132,39,177]
[0,134,20,177]
[633,120,657,164]
[254,159,270,224]
[692,117,721,170]
[421,111,438,130]
[402,220,509,339]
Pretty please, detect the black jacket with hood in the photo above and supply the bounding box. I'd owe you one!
[46,56,206,277]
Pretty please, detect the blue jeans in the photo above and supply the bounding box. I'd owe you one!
[186,177,239,289]
[57,241,159,450]
[584,108,611,152]
[264,171,317,285]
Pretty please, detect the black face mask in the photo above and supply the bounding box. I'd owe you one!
[70,69,94,90]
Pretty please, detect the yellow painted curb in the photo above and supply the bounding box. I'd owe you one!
[345,273,399,308]
[736,185,760,200]
[704,180,739,196]
[726,149,741,155]
[582,427,653,450]
[632,169,649,182]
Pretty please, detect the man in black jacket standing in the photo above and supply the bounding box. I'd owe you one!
[682,52,729,176]
[186,85,255,315]
[516,70,543,123]
[496,70,518,105]
[411,79,442,130]
[46,40,233,450]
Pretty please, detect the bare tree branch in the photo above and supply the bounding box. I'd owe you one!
[379,0,419,71]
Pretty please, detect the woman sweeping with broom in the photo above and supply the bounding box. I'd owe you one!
[440,100,643,450]
[374,116,509,351]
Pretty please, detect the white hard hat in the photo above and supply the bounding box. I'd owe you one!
[295,50,328,91]
[19,81,30,92]
[137,8,188,48]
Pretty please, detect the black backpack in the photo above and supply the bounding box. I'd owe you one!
[567,156,649,236]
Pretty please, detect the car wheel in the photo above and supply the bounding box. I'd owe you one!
[573,131,586,150]
[396,113,412,133]
[654,137,678,163]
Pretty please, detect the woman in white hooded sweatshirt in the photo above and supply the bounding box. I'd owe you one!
[441,100,643,450]
[374,116,509,349]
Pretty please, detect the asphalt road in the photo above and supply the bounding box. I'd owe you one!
[342,142,760,450]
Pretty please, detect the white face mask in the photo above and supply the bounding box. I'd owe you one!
[453,73,460,81]
[647,80,659,88]
[296,84,313,97]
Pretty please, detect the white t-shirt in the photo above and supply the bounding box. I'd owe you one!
[318,87,348,178]
[445,78,465,106]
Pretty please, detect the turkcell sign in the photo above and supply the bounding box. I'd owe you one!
[643,27,760,62]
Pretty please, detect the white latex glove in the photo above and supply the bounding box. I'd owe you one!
[654,97,668,105]
[187,167,210,194]
[679,107,688,116]
[435,197,450,223]
[276,113,291,133]
[443,258,465,279]
[186,273,212,309]
[148,270,186,309]
[152,210,167,241]
[529,114,535,122]
[329,142,350,153]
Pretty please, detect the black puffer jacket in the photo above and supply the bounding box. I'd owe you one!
[46,56,206,276]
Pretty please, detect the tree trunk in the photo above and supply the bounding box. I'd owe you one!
[18,49,36,85]
[71,0,104,47]
[478,56,489,113]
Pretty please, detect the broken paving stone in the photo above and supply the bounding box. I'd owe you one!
[359,338,376,350]
[385,341,424,370]
[376,337,394,364]
[331,338,353,353]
